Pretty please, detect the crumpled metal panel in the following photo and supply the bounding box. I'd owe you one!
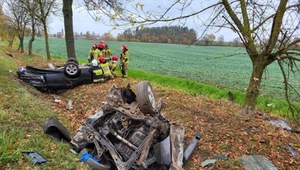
[153,136,171,165]
[169,124,185,170]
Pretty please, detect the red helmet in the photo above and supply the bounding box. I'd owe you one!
[100,40,106,45]
[112,55,118,61]
[98,43,104,49]
[98,57,105,63]
[121,45,127,50]
[92,44,97,48]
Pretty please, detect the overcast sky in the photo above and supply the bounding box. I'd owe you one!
[48,1,238,42]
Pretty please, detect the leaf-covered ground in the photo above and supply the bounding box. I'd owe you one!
[41,78,300,170]
[9,52,300,169]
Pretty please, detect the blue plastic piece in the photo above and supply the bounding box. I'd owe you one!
[80,153,100,163]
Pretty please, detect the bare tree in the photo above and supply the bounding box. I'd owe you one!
[20,0,40,56]
[63,0,76,59]
[35,0,60,60]
[217,35,225,46]
[4,0,30,53]
[81,0,300,117]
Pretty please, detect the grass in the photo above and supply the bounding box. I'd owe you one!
[0,45,88,169]
[128,68,300,118]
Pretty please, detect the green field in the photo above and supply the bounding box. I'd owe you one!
[23,37,300,102]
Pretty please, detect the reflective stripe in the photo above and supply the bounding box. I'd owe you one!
[100,63,112,76]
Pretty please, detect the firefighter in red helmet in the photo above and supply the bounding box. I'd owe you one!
[87,44,101,63]
[111,55,118,77]
[100,41,112,62]
[97,43,104,58]
[120,45,129,78]
[98,56,114,80]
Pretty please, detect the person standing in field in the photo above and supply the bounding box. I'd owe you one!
[88,44,101,63]
[120,45,129,78]
[98,56,114,81]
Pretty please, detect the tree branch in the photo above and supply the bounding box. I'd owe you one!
[277,59,300,125]
[279,54,300,61]
[265,0,288,54]
[251,14,275,33]
[132,2,223,24]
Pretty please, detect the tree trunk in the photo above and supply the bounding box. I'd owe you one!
[243,58,267,114]
[43,22,51,60]
[63,0,76,59]
[8,40,13,48]
[28,35,35,56]
[19,36,24,53]
[28,15,36,56]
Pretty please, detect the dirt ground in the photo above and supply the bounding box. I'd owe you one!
[42,78,300,170]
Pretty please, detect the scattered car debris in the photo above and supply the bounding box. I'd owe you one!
[67,100,73,110]
[200,154,229,167]
[43,117,71,142]
[21,151,48,165]
[267,119,292,131]
[201,159,217,167]
[183,131,201,163]
[68,81,200,170]
[266,119,300,134]
[285,144,299,159]
[210,154,229,160]
[53,95,61,103]
[239,155,278,170]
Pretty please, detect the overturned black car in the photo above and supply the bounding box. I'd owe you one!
[65,81,200,170]
[17,59,104,94]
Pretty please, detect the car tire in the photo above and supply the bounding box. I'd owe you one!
[66,58,79,65]
[78,148,111,170]
[64,62,80,78]
[136,81,156,116]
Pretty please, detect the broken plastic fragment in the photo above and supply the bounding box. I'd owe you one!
[239,155,278,170]
[201,159,217,167]
[211,154,229,160]
[286,145,299,159]
[267,119,292,131]
[22,151,48,165]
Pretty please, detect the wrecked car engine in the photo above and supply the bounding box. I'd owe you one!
[70,81,200,170]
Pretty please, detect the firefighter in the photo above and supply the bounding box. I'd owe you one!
[90,59,105,83]
[98,57,114,81]
[97,43,104,58]
[101,41,112,62]
[88,44,101,63]
[120,45,129,78]
[111,55,118,77]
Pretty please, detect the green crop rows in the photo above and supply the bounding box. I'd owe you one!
[24,37,300,102]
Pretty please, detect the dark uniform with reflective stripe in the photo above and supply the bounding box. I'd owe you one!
[89,66,104,83]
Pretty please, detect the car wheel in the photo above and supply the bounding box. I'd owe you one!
[66,58,79,65]
[136,81,156,116]
[78,148,111,170]
[64,62,80,78]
